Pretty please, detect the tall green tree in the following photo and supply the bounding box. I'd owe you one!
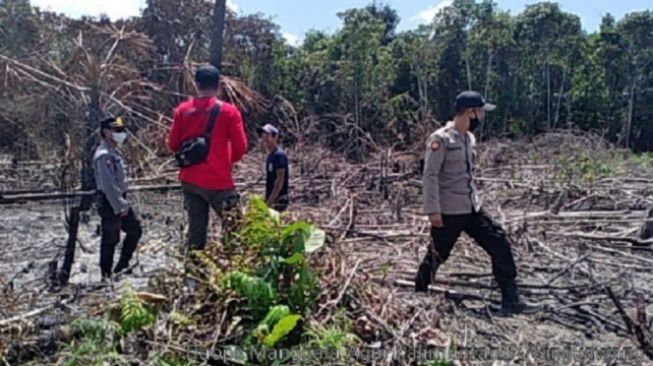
[429,0,477,120]
[334,8,393,158]
[466,1,515,138]
[514,2,583,132]
[615,11,653,150]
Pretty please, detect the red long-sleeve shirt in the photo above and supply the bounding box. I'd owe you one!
[168,97,248,191]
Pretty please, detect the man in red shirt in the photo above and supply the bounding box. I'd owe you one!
[168,65,248,251]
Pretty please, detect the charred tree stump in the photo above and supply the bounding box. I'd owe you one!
[58,206,81,286]
[639,206,653,241]
[57,90,100,286]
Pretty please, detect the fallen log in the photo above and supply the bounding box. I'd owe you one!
[559,232,653,246]
[0,297,71,327]
[394,279,501,304]
[0,186,172,204]
[0,179,268,204]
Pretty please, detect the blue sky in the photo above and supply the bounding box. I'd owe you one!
[31,0,651,45]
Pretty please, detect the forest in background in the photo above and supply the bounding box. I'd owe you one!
[1,0,653,163]
[3,1,653,364]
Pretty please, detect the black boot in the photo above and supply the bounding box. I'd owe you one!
[415,253,440,293]
[113,264,132,275]
[101,271,112,283]
[499,279,542,316]
[113,259,133,275]
[415,261,431,293]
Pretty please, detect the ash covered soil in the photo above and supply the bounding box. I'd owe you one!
[0,191,186,295]
[2,135,653,365]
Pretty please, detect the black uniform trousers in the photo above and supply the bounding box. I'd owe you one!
[420,209,517,286]
[98,195,142,277]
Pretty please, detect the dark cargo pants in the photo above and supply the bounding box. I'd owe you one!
[416,209,517,290]
[182,182,240,251]
[98,196,142,278]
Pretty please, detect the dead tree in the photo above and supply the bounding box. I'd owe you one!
[209,0,227,70]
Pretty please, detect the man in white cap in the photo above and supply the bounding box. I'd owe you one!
[257,124,289,212]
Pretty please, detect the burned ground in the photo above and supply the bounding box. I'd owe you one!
[2,133,653,365]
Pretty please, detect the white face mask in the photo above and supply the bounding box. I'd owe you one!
[112,131,128,146]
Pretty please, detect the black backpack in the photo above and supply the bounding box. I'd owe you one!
[174,102,221,168]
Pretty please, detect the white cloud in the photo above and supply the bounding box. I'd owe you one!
[31,0,142,19]
[31,0,240,19]
[282,32,301,47]
[414,0,454,24]
[226,0,240,14]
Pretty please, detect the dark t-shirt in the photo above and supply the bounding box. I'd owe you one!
[265,147,289,207]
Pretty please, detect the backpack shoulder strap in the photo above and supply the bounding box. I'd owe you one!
[203,100,222,139]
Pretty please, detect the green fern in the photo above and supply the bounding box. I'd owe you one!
[70,318,119,341]
[120,291,157,334]
[238,196,281,250]
[59,322,128,366]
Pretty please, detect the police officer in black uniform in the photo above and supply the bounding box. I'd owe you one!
[93,117,142,280]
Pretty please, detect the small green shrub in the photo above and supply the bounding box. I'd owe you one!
[120,290,157,334]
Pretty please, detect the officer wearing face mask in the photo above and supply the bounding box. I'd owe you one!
[415,91,541,316]
[93,117,142,281]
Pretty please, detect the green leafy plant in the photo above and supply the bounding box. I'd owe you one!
[155,354,192,366]
[56,287,163,365]
[306,309,359,351]
[554,152,615,185]
[59,318,127,366]
[256,305,291,335]
[306,324,359,350]
[238,196,282,251]
[263,314,302,347]
[120,290,157,334]
[220,197,326,351]
[224,270,278,319]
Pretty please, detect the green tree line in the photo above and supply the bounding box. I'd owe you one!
[1,0,652,160]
